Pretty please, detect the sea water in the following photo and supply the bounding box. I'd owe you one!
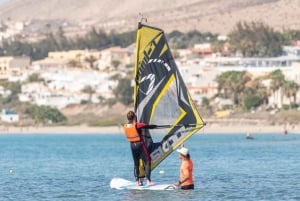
[0,133,299,201]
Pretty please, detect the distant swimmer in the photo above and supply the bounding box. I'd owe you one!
[282,124,288,135]
[283,129,288,135]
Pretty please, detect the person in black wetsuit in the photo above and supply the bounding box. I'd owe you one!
[123,111,157,186]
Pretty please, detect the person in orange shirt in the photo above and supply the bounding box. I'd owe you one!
[124,111,157,186]
[174,146,194,190]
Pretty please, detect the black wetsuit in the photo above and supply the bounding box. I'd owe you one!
[130,124,156,182]
[130,141,150,182]
[126,123,156,182]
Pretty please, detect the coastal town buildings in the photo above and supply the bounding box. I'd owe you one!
[175,45,300,108]
[0,43,300,115]
[0,56,30,80]
[97,46,134,71]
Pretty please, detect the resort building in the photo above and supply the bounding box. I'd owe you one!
[97,46,134,70]
[0,56,30,80]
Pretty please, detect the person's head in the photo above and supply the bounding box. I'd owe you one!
[127,110,136,122]
[177,147,190,160]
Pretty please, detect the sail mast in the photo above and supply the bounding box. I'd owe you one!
[133,23,205,171]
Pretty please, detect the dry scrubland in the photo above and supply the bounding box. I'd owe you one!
[0,0,299,35]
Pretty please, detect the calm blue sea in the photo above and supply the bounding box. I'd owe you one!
[0,133,300,201]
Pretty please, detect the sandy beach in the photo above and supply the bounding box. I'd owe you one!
[1,122,299,134]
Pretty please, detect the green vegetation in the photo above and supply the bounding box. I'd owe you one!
[0,27,136,60]
[27,73,44,82]
[214,69,300,111]
[0,81,21,106]
[244,94,263,110]
[1,21,300,59]
[24,104,66,124]
[0,80,66,125]
[84,55,98,69]
[168,30,218,49]
[282,30,300,45]
[111,60,121,70]
[228,21,283,57]
[113,77,133,106]
[283,80,299,108]
[81,85,95,103]
[215,71,251,106]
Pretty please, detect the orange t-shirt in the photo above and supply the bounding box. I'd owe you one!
[180,159,194,186]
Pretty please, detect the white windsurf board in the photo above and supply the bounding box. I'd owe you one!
[110,177,177,190]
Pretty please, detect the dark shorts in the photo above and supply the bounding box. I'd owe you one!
[181,184,194,190]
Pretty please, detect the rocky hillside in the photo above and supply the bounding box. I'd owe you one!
[0,0,299,35]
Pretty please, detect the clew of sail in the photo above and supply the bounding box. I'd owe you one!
[134,23,205,172]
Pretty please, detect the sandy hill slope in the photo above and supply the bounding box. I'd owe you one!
[0,0,299,35]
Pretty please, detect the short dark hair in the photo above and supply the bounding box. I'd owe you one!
[127,111,136,121]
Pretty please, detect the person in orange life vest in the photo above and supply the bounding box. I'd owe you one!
[174,146,194,190]
[124,111,157,186]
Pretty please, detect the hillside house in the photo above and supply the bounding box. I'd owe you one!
[179,65,218,101]
[97,46,134,70]
[191,43,213,58]
[1,109,19,123]
[31,58,65,70]
[47,49,101,69]
[0,56,30,80]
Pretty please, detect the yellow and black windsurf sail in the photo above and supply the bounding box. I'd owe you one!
[134,23,205,172]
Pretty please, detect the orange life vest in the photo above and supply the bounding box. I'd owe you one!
[124,123,141,142]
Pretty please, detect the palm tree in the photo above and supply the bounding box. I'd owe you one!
[268,69,285,108]
[215,72,231,99]
[215,71,251,107]
[67,59,81,68]
[82,85,95,103]
[111,60,121,71]
[231,71,251,107]
[252,77,270,107]
[84,55,97,69]
[283,80,299,108]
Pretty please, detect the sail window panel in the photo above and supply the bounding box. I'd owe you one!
[150,79,181,135]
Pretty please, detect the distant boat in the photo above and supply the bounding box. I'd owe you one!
[246,133,254,140]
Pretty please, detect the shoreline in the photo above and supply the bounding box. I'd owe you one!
[0,123,299,135]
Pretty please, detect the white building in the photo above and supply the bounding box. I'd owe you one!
[1,109,19,123]
[18,69,119,108]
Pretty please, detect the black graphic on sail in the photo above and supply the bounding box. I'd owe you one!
[133,23,205,174]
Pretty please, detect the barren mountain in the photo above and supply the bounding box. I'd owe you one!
[0,0,299,35]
